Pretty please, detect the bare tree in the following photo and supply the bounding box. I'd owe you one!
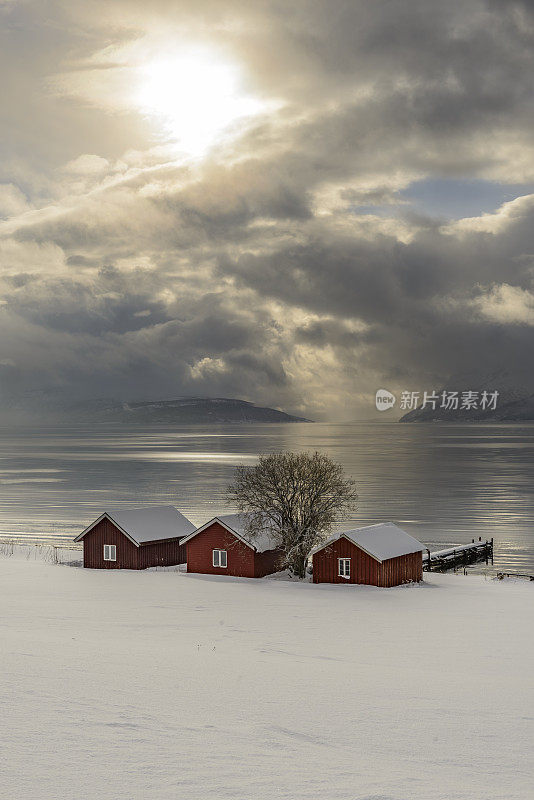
[228,451,358,578]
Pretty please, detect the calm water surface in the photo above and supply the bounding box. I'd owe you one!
[0,422,532,573]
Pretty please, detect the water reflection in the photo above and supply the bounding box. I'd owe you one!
[0,422,532,572]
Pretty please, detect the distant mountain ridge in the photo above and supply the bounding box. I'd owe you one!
[400,369,534,422]
[100,397,311,424]
[2,395,312,424]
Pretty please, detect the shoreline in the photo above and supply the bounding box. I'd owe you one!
[1,541,533,582]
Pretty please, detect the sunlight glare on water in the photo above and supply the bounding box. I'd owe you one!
[0,422,532,572]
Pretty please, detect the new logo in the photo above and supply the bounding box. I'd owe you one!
[375,389,396,411]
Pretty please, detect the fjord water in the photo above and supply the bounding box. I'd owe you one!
[0,422,532,573]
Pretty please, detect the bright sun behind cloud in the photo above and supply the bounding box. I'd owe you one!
[135,49,265,156]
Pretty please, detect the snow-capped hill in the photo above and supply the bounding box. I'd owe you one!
[0,395,312,424]
[400,368,534,422]
[103,397,311,424]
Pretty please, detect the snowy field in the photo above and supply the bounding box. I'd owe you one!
[1,556,533,800]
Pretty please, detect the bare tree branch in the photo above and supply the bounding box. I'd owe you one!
[228,451,358,578]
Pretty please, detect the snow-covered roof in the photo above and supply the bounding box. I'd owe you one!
[311,523,425,562]
[180,512,280,554]
[75,506,196,546]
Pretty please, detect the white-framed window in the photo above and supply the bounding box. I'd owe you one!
[103,544,116,561]
[338,558,350,578]
[212,549,227,568]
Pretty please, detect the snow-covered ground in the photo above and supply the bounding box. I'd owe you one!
[1,556,532,800]
[0,541,82,564]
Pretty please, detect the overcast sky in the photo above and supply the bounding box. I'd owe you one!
[1,0,533,419]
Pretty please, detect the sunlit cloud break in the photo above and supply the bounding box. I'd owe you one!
[0,0,533,420]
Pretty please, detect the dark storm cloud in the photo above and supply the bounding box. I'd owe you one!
[4,268,172,334]
[221,195,534,386]
[227,204,534,323]
[0,0,533,418]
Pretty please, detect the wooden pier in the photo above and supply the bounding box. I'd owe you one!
[423,538,493,572]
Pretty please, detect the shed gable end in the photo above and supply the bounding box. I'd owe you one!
[186,521,256,577]
[313,537,380,585]
[82,518,139,569]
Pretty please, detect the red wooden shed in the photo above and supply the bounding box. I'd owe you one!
[74,506,196,569]
[181,513,284,578]
[311,523,424,587]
